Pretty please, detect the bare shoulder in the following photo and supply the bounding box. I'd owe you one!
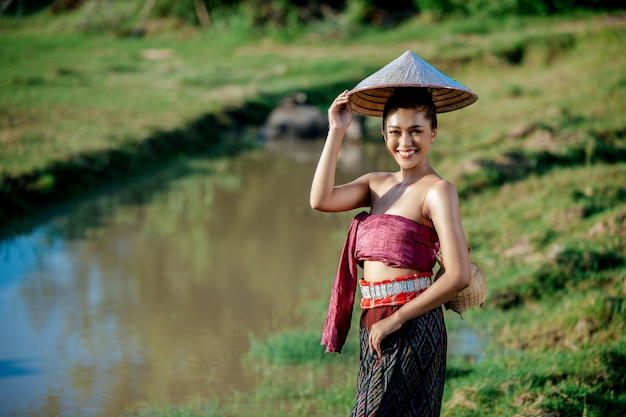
[424,178,461,217]
[366,171,397,187]
[429,177,458,197]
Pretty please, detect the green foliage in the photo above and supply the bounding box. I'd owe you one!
[527,246,623,297]
[248,330,327,365]
[413,0,463,18]
[456,132,626,198]
[138,0,348,31]
[1,0,54,15]
[415,0,623,18]
[490,242,625,310]
[442,333,626,416]
[573,185,626,217]
[152,0,200,24]
[344,0,370,25]
[7,0,622,35]
[534,347,626,416]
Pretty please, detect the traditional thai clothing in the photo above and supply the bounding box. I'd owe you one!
[321,211,445,417]
[353,305,446,417]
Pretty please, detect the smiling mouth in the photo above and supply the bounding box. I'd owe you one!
[397,149,417,157]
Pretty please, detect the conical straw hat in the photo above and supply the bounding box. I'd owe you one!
[349,50,478,117]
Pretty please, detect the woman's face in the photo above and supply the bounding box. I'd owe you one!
[382,108,437,170]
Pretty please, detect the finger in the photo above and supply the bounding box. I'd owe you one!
[374,340,383,357]
[332,97,349,108]
[335,97,349,106]
[336,91,348,100]
[369,333,382,357]
[369,332,380,356]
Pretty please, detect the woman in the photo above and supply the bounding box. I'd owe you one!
[310,86,472,416]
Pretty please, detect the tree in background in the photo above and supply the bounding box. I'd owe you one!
[3,0,623,32]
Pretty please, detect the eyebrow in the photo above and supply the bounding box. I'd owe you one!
[386,124,425,129]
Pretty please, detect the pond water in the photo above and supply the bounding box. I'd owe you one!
[0,140,484,417]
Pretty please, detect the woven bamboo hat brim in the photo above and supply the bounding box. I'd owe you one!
[349,50,478,117]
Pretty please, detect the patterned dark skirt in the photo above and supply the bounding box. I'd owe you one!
[350,306,447,417]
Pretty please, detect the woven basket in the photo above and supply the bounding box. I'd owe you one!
[434,249,486,318]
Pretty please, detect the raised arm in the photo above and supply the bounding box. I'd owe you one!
[310,91,371,212]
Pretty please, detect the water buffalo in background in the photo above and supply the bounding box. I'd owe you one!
[260,92,366,142]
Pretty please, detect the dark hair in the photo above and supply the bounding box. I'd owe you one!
[382,88,437,129]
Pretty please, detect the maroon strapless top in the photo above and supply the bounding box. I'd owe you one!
[321,211,440,353]
[355,212,439,271]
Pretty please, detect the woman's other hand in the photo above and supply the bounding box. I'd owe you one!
[368,314,402,357]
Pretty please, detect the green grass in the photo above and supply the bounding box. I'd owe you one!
[2,7,626,417]
[3,11,623,178]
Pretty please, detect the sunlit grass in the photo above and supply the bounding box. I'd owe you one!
[3,11,623,177]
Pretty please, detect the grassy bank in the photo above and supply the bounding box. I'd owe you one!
[2,10,623,223]
[2,8,625,417]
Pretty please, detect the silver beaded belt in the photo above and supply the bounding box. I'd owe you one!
[359,274,432,300]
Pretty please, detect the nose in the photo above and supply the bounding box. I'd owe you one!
[400,131,413,147]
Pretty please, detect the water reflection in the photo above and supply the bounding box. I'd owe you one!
[0,142,482,417]
[0,147,358,417]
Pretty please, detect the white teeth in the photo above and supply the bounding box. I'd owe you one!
[398,149,416,157]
